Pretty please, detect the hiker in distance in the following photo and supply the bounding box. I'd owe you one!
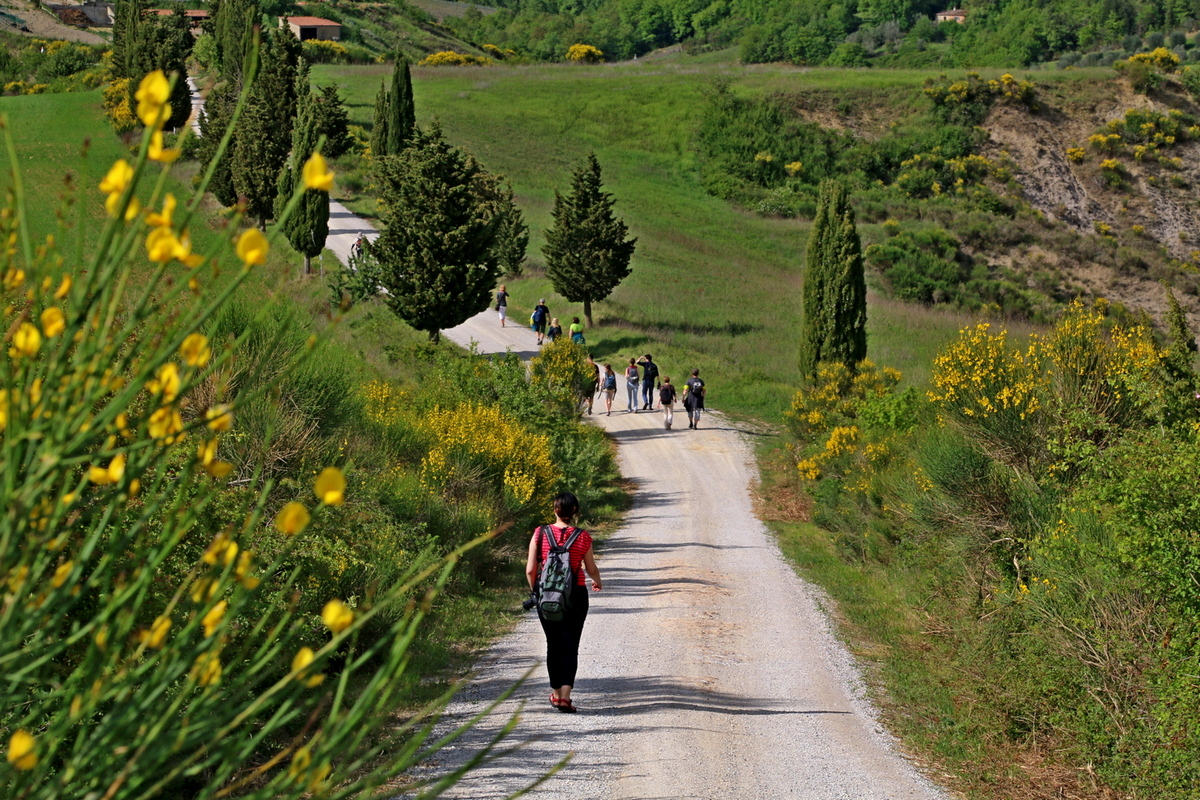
[683,368,706,429]
[569,317,585,344]
[532,299,551,345]
[624,358,640,413]
[526,492,602,713]
[548,317,563,343]
[583,353,599,415]
[659,376,677,430]
[636,354,659,411]
[601,364,617,415]
[495,284,509,327]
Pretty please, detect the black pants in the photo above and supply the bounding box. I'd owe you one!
[538,583,589,689]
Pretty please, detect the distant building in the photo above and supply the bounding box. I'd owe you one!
[151,8,209,31]
[282,15,341,41]
[934,8,968,23]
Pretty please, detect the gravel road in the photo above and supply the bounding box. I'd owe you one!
[423,312,950,800]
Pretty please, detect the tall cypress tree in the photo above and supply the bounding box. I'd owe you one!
[197,82,238,207]
[369,126,501,343]
[111,0,143,81]
[369,80,389,160]
[232,24,302,227]
[276,64,329,275]
[1162,283,1198,424]
[542,153,636,327]
[212,0,257,83]
[799,180,867,380]
[385,59,415,156]
[136,9,192,129]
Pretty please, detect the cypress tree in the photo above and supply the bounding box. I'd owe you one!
[136,9,192,129]
[799,180,867,380]
[212,0,257,82]
[313,84,354,159]
[1162,283,1198,424]
[384,59,416,157]
[276,64,329,275]
[370,126,501,343]
[197,82,238,207]
[231,25,302,227]
[542,153,636,327]
[111,0,143,81]
[369,80,390,160]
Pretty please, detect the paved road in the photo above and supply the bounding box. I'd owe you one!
[428,312,950,800]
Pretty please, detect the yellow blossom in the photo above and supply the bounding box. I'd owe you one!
[7,730,36,771]
[274,501,310,536]
[146,193,176,227]
[148,362,181,402]
[180,333,211,367]
[148,406,184,442]
[99,159,133,195]
[105,192,140,221]
[206,404,233,431]
[302,152,334,191]
[146,227,182,264]
[141,615,171,648]
[321,599,353,633]
[88,453,125,485]
[205,461,233,479]
[40,306,65,338]
[191,651,222,686]
[135,70,171,127]
[314,466,345,506]
[12,322,41,357]
[291,646,326,687]
[54,275,72,299]
[148,130,181,163]
[202,600,227,637]
[235,228,268,266]
[198,437,218,466]
[51,561,73,588]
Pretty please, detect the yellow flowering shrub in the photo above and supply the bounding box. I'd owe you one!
[529,338,594,415]
[1128,47,1180,72]
[566,43,604,62]
[418,50,494,66]
[0,68,497,800]
[1065,147,1086,163]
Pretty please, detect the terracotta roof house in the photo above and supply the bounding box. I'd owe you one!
[934,8,968,23]
[151,8,210,29]
[282,15,341,41]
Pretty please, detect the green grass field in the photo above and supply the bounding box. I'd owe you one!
[314,56,1068,419]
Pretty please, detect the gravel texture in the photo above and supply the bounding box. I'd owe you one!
[404,312,953,800]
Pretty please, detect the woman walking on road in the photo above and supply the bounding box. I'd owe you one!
[601,364,617,415]
[625,359,640,413]
[495,284,509,327]
[526,493,602,713]
[584,354,599,415]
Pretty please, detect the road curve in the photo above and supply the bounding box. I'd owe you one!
[426,312,949,800]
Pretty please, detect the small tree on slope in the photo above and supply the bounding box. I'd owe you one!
[371,58,416,160]
[275,64,329,275]
[543,153,636,327]
[369,126,501,343]
[799,180,867,380]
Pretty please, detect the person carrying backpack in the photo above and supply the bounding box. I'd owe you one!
[601,364,617,415]
[659,376,677,430]
[532,299,550,345]
[683,368,706,429]
[525,492,602,713]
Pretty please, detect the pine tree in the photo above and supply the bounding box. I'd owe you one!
[276,64,329,275]
[385,59,416,157]
[231,25,302,227]
[369,80,389,160]
[370,126,501,342]
[799,180,867,380]
[542,153,636,327]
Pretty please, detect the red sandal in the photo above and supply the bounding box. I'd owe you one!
[556,698,577,713]
[549,693,563,709]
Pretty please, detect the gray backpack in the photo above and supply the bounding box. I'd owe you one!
[536,526,582,621]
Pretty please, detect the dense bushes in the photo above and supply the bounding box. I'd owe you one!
[785,300,1200,796]
[0,37,107,95]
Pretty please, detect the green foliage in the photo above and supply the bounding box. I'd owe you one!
[478,176,528,276]
[276,64,330,273]
[865,227,966,303]
[543,152,637,326]
[372,59,416,160]
[196,83,238,207]
[368,126,502,340]
[212,0,258,81]
[312,83,355,159]
[799,180,866,379]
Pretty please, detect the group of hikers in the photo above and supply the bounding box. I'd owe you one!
[495,287,707,430]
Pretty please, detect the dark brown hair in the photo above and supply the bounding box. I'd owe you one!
[553,492,580,521]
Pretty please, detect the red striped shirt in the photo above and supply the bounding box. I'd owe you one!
[536,525,593,585]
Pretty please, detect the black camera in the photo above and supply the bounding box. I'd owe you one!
[522,593,537,611]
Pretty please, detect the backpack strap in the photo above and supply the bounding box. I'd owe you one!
[547,525,583,554]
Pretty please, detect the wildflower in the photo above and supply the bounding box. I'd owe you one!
[99,159,133,195]
[235,228,268,266]
[205,461,233,479]
[146,194,176,228]
[135,70,171,127]
[148,130,181,163]
[105,191,140,221]
[146,227,182,264]
[202,600,227,637]
[148,406,183,441]
[274,502,310,536]
[148,362,181,402]
[54,275,71,299]
[191,651,222,686]
[51,561,73,588]
[321,599,353,633]
[7,730,36,771]
[198,437,218,466]
[180,333,211,367]
[302,152,334,191]
[88,453,125,485]
[206,404,233,431]
[291,646,326,687]
[12,322,41,357]
[40,306,65,338]
[141,615,171,648]
[314,467,345,506]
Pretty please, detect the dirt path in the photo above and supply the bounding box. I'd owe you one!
[427,312,949,799]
